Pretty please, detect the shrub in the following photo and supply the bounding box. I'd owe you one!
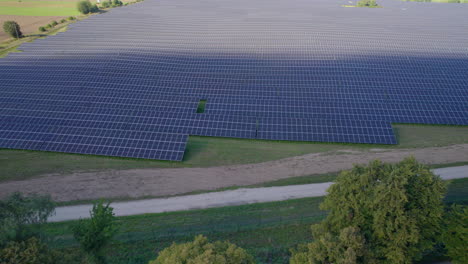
[46,24,52,28]
[150,235,255,264]
[441,205,468,264]
[90,3,99,12]
[0,192,55,246]
[60,19,67,23]
[77,0,92,14]
[2,21,22,39]
[51,21,58,27]
[112,0,123,6]
[290,157,446,263]
[0,237,59,264]
[356,0,379,7]
[38,26,47,32]
[72,201,118,264]
[68,16,76,21]
[101,1,110,8]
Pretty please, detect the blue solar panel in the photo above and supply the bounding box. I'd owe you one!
[0,0,467,160]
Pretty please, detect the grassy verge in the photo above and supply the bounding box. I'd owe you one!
[43,178,468,264]
[1,124,467,182]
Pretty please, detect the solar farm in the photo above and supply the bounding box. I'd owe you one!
[0,0,467,161]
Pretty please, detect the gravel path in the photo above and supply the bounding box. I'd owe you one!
[49,166,468,222]
[1,144,467,202]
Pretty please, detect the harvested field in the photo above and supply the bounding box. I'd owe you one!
[0,15,66,42]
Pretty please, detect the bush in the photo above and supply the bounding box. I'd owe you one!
[38,26,47,32]
[112,0,123,6]
[68,16,76,21]
[72,201,118,264]
[46,24,52,29]
[51,21,58,27]
[101,1,110,8]
[60,19,67,23]
[441,205,467,264]
[2,21,22,39]
[0,237,59,264]
[356,0,379,7]
[77,0,92,14]
[291,158,446,263]
[90,3,99,12]
[150,235,255,264]
[0,192,55,246]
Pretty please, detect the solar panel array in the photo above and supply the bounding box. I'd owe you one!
[0,0,467,160]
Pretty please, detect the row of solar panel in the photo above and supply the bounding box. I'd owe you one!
[0,123,188,161]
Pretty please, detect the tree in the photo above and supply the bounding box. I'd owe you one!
[72,201,118,264]
[0,237,59,264]
[150,235,255,264]
[101,1,111,8]
[291,157,446,264]
[90,3,99,13]
[77,0,92,14]
[0,192,55,246]
[291,226,367,264]
[112,0,123,6]
[51,20,58,27]
[441,204,467,264]
[39,26,47,32]
[2,21,22,39]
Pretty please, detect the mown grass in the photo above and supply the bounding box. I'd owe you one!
[42,178,468,264]
[1,124,467,182]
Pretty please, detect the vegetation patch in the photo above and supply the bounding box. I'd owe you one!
[343,0,382,7]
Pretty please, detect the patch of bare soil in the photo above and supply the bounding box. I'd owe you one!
[0,15,66,42]
[1,144,467,202]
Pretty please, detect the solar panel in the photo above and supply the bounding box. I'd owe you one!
[0,0,467,160]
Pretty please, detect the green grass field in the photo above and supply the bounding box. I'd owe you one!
[1,124,467,182]
[42,177,468,264]
[0,0,82,16]
[0,0,135,16]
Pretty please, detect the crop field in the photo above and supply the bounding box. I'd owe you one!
[0,0,136,42]
[0,0,82,17]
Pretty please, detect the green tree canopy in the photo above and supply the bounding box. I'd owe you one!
[150,235,255,264]
[0,192,55,246]
[2,21,22,39]
[291,157,446,264]
[441,204,467,264]
[72,201,118,264]
[0,237,59,264]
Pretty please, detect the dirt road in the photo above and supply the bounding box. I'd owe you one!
[1,144,467,202]
[49,166,467,222]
